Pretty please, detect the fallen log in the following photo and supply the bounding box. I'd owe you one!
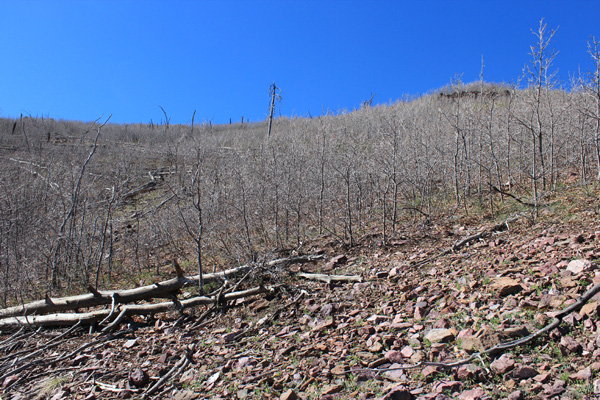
[0,254,323,319]
[298,272,363,283]
[0,286,271,330]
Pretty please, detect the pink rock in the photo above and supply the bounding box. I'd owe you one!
[432,380,462,394]
[359,325,376,336]
[533,373,550,383]
[321,384,343,395]
[385,350,404,363]
[457,328,475,339]
[570,366,592,380]
[2,374,19,389]
[424,328,455,343]
[490,354,515,374]
[383,364,406,382]
[543,381,566,396]
[490,277,522,296]
[456,364,483,381]
[566,259,591,275]
[560,336,582,355]
[458,388,487,400]
[507,390,523,400]
[377,384,412,400]
[233,356,256,371]
[512,365,538,379]
[414,306,427,320]
[280,389,298,400]
[400,345,414,358]
[421,365,440,381]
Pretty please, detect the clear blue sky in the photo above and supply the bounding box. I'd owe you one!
[1,1,599,125]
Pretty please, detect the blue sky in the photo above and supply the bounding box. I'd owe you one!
[1,1,599,125]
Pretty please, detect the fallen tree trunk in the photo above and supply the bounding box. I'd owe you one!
[0,254,323,319]
[0,286,271,330]
[298,273,363,283]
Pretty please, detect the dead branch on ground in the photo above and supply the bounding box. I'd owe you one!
[297,272,363,283]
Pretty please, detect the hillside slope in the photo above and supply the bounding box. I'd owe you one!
[2,184,600,400]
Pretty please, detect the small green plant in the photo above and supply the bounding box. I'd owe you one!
[35,376,70,399]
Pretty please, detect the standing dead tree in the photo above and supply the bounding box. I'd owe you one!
[267,83,281,138]
[583,36,600,181]
[520,18,559,215]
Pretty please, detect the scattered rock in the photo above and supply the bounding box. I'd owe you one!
[533,373,550,383]
[173,391,200,400]
[504,326,529,338]
[400,345,414,358]
[424,328,455,344]
[566,259,592,275]
[490,354,515,374]
[457,388,488,400]
[331,364,346,375]
[410,350,425,363]
[280,390,298,400]
[324,255,347,271]
[506,390,523,400]
[128,368,149,388]
[512,365,538,379]
[431,380,462,394]
[384,363,407,382]
[490,277,522,296]
[570,366,592,380]
[560,336,582,355]
[313,319,335,333]
[542,380,566,396]
[378,384,413,400]
[580,302,600,317]
[455,364,483,381]
[421,365,440,381]
[321,384,343,395]
[385,350,404,363]
[233,357,256,371]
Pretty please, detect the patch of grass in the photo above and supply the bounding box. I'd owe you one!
[34,375,70,399]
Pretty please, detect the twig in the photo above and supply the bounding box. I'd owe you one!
[490,184,537,207]
[101,309,127,333]
[143,353,190,398]
[98,295,117,327]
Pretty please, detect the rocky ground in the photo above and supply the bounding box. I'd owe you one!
[2,185,600,400]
